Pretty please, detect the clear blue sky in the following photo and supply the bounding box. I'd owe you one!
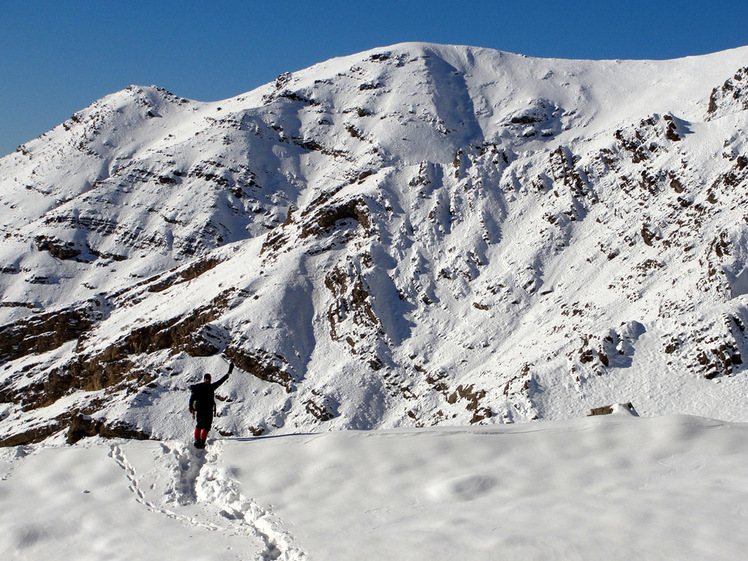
[1,0,746,156]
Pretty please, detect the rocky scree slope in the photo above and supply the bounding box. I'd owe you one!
[2,43,748,446]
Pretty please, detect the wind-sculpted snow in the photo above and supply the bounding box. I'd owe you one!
[2,43,748,445]
[2,414,748,560]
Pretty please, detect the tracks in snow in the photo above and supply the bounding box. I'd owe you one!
[109,440,307,561]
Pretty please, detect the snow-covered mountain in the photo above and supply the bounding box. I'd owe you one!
[2,42,748,446]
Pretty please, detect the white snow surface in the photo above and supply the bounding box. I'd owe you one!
[3,412,748,560]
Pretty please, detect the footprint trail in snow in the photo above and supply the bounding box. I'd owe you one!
[110,440,307,561]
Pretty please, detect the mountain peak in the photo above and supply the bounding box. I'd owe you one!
[2,43,748,446]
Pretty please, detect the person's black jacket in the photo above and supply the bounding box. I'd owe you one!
[189,373,230,420]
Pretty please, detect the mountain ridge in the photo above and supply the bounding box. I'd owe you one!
[2,43,748,446]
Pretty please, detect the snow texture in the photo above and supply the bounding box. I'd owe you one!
[2,413,748,560]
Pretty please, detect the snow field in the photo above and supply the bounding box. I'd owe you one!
[3,412,748,560]
[0,439,304,561]
[234,413,748,560]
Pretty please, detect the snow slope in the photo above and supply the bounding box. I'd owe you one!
[2,412,748,560]
[2,43,748,445]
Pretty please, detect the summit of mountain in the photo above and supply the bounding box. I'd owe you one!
[2,43,748,446]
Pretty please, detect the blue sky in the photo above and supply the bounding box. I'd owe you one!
[1,0,746,156]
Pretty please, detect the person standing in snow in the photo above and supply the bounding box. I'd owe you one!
[189,362,234,448]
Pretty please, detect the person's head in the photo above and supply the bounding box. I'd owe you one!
[204,374,212,383]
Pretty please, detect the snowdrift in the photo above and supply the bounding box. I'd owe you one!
[2,413,747,560]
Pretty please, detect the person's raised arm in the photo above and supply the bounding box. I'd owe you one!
[213,361,234,388]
